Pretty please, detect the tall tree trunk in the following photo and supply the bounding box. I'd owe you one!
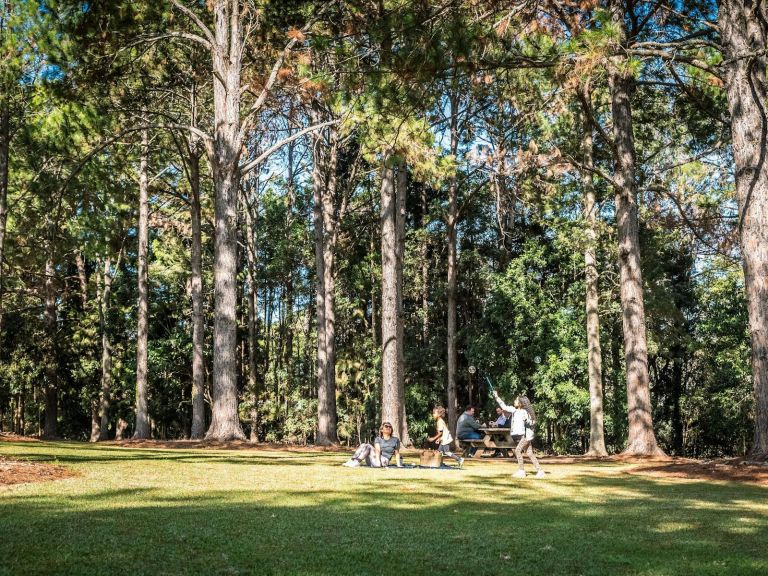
[581,102,608,457]
[98,256,115,441]
[719,0,768,460]
[80,252,100,442]
[206,0,246,440]
[284,128,296,408]
[671,352,684,454]
[313,117,339,446]
[0,91,9,335]
[245,182,259,442]
[76,252,88,309]
[89,399,100,442]
[43,255,58,438]
[608,3,663,456]
[446,88,460,437]
[134,128,151,439]
[189,151,207,439]
[380,153,406,440]
[420,185,429,345]
[370,227,378,347]
[395,160,409,446]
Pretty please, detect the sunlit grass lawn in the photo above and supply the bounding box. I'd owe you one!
[1,441,767,576]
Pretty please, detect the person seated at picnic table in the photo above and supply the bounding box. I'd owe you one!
[456,405,483,457]
[493,406,509,427]
[456,405,483,440]
[483,406,510,458]
[341,422,403,468]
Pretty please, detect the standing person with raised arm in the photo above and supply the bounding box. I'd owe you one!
[492,391,545,478]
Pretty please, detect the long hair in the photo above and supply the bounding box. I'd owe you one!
[518,396,536,424]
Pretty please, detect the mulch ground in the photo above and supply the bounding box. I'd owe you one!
[0,433,40,443]
[0,456,78,486]
[540,453,768,485]
[624,458,768,485]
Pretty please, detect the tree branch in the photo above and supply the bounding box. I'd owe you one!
[169,0,217,50]
[240,120,339,175]
[127,32,212,52]
[239,119,339,175]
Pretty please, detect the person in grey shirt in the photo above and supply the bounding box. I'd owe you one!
[342,422,403,468]
[456,405,483,440]
[456,405,483,457]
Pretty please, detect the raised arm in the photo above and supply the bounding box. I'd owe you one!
[492,391,515,413]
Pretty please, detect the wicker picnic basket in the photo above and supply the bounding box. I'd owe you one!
[419,449,443,468]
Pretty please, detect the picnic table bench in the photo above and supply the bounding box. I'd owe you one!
[459,427,516,458]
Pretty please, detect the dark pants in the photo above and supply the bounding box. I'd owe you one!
[458,431,483,456]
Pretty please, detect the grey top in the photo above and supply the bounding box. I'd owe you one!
[456,412,482,438]
[374,436,400,461]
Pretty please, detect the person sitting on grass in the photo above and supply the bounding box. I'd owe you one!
[428,406,464,468]
[492,391,545,478]
[342,422,403,468]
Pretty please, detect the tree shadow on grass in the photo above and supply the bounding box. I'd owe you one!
[1,472,766,576]
[0,441,343,467]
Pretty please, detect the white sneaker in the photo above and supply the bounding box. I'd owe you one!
[342,459,360,467]
[535,470,545,478]
[458,457,464,469]
[513,469,526,478]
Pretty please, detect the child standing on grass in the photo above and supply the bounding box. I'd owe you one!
[493,391,544,478]
[428,406,464,468]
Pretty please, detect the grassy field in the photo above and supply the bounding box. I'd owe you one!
[1,441,767,576]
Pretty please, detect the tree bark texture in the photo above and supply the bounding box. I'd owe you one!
[284,129,296,407]
[446,89,460,437]
[133,129,151,439]
[719,0,768,459]
[189,152,207,439]
[313,117,339,446]
[206,0,246,440]
[245,184,259,442]
[395,160,410,446]
[79,253,100,442]
[380,153,410,444]
[581,105,608,457]
[98,256,114,440]
[420,185,429,345]
[43,256,57,438]
[380,154,405,439]
[89,399,100,443]
[608,4,663,456]
[76,252,88,310]
[0,94,9,335]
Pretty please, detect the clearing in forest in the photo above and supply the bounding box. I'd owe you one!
[1,440,766,576]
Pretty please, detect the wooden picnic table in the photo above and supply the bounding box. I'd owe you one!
[460,426,517,458]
